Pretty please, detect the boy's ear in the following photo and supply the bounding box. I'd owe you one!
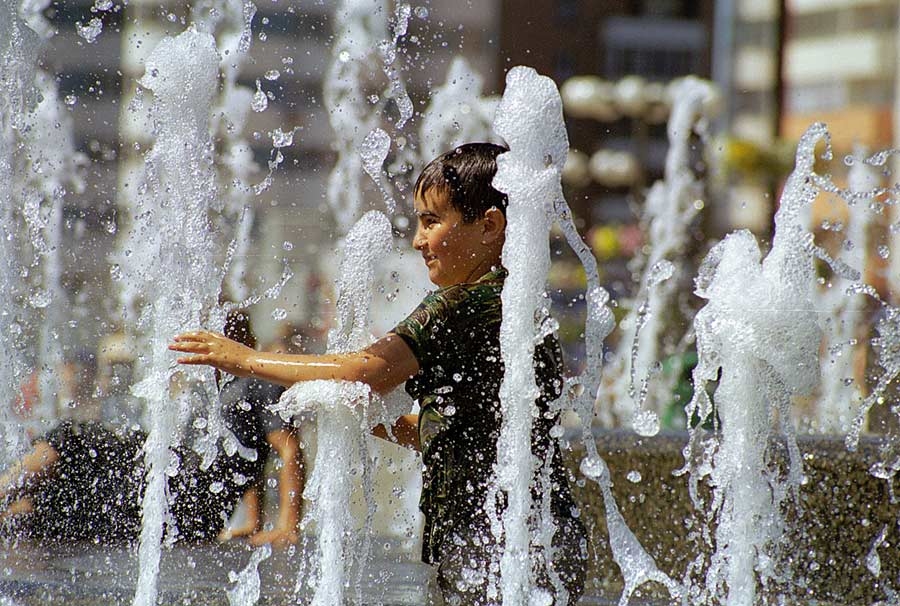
[481,206,506,244]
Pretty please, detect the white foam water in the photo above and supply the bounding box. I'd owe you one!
[273,210,404,606]
[122,30,224,606]
[492,66,674,606]
[418,56,499,162]
[682,123,826,606]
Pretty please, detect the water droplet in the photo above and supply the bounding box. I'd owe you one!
[452,373,463,382]
[647,260,674,286]
[64,94,77,107]
[414,6,429,19]
[251,80,268,113]
[338,50,351,63]
[264,69,280,81]
[549,425,564,439]
[271,308,287,320]
[443,405,456,416]
[272,127,294,148]
[878,245,890,259]
[626,470,642,483]
[579,455,605,479]
[76,18,103,43]
[632,410,660,437]
[29,290,51,309]
[282,241,293,251]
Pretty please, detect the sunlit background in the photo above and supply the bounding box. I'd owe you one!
[9,0,900,435]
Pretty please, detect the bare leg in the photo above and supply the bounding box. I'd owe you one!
[218,486,261,541]
[0,497,33,524]
[0,441,59,511]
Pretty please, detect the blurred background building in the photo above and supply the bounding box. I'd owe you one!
[27,0,900,349]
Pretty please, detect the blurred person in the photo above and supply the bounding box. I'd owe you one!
[0,311,300,547]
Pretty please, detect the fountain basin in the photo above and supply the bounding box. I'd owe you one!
[569,431,898,604]
[1,432,892,605]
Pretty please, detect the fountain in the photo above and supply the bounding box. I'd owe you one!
[2,1,900,605]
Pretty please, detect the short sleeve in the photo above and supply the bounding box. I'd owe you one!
[391,287,462,366]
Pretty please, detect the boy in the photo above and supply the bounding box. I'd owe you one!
[170,143,587,604]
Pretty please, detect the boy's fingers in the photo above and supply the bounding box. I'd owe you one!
[168,341,209,353]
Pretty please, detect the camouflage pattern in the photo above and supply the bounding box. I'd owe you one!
[392,268,586,603]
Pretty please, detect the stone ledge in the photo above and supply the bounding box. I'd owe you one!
[566,431,897,604]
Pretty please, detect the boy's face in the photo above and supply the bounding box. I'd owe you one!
[412,187,496,287]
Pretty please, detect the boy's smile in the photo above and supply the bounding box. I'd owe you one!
[412,188,503,288]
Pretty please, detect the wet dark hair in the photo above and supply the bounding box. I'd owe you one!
[414,142,509,223]
[224,310,256,350]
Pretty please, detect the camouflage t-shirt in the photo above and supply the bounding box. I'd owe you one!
[392,268,576,565]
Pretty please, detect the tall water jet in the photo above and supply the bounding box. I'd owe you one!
[323,0,390,232]
[120,30,224,606]
[418,56,499,163]
[492,66,677,606]
[681,124,826,606]
[22,70,86,426]
[274,211,401,606]
[193,0,260,303]
[606,76,719,431]
[816,146,879,432]
[0,0,63,459]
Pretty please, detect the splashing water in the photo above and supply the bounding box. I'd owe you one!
[377,3,413,129]
[492,65,675,606]
[226,543,272,605]
[817,145,880,432]
[681,123,826,606]
[198,0,263,307]
[0,0,67,463]
[418,56,499,162]
[324,0,390,232]
[273,211,404,606]
[21,71,87,437]
[359,127,397,214]
[607,76,719,430]
[121,30,224,606]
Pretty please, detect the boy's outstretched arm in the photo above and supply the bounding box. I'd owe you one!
[169,332,419,394]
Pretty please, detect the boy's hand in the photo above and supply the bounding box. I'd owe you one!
[249,526,299,549]
[169,331,255,376]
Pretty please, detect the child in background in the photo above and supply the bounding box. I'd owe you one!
[171,143,587,605]
[0,311,301,548]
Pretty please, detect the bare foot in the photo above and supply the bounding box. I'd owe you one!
[218,522,259,543]
[249,527,298,549]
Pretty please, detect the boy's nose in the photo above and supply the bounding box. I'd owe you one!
[412,231,425,251]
